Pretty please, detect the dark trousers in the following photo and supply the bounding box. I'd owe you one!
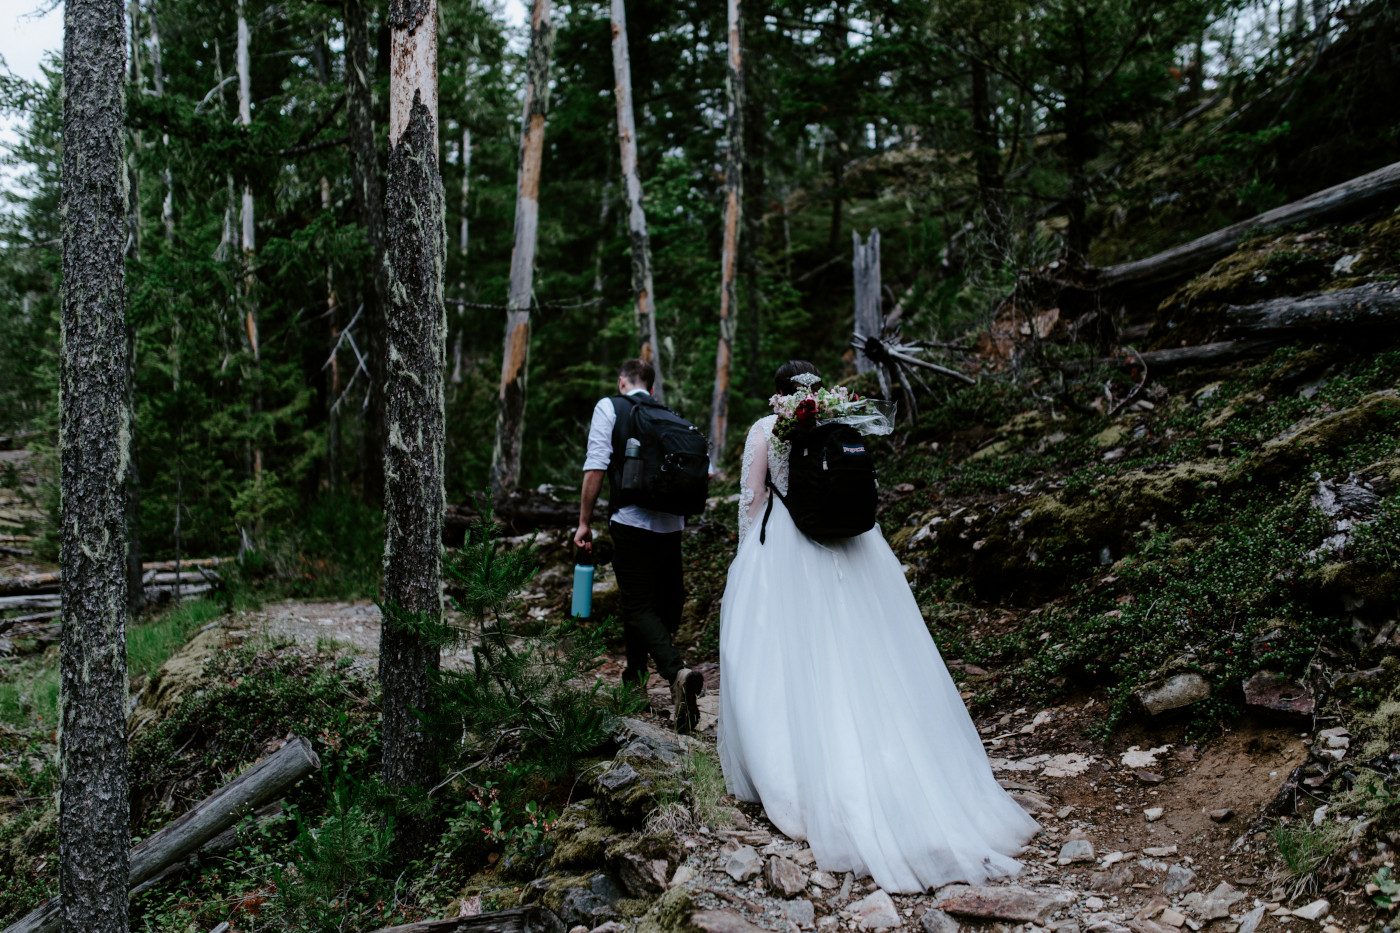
[610,521,685,687]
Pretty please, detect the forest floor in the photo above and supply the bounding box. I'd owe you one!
[164,596,1350,933]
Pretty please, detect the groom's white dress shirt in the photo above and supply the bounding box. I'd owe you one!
[583,388,685,534]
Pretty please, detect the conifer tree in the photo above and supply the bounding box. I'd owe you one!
[58,0,131,928]
[380,0,448,861]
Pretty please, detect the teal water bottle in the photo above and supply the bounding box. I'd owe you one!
[571,552,594,619]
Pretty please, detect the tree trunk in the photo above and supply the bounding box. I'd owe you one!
[6,738,320,933]
[381,0,446,864]
[710,0,744,465]
[740,0,766,398]
[969,49,1004,241]
[146,0,173,242]
[609,0,664,398]
[460,128,471,256]
[1217,283,1400,337]
[490,0,554,495]
[345,0,389,505]
[322,177,341,493]
[1097,159,1400,294]
[236,0,264,490]
[852,229,881,374]
[59,0,131,928]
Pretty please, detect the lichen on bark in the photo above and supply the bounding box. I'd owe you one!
[380,87,447,860]
[58,0,132,930]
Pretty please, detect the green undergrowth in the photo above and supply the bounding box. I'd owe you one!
[225,495,385,606]
[881,340,1400,736]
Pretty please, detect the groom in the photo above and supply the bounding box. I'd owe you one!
[574,359,705,733]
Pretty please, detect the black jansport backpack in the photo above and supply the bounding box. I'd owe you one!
[609,394,711,517]
[761,422,877,543]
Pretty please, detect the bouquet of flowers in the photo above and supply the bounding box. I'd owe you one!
[769,373,895,447]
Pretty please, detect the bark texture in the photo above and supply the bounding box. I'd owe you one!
[710,0,744,463]
[852,229,881,374]
[610,0,663,398]
[491,0,554,494]
[345,0,390,504]
[59,0,131,930]
[367,906,564,933]
[381,0,446,861]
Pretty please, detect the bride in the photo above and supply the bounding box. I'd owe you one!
[717,360,1040,894]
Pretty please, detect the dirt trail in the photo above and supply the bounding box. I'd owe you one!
[205,599,1337,931]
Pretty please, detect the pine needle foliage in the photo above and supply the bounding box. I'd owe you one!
[431,507,636,778]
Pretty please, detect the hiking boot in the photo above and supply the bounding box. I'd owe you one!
[672,668,704,735]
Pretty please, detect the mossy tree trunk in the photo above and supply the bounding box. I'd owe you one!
[740,0,766,399]
[59,0,131,928]
[345,0,389,505]
[609,0,663,399]
[710,0,744,464]
[490,0,554,495]
[380,0,446,863]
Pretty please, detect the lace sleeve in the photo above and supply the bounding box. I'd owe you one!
[737,419,770,544]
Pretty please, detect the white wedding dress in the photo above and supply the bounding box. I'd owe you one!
[717,415,1040,893]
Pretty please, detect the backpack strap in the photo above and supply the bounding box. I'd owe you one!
[759,473,786,545]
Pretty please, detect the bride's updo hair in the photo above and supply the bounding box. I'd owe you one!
[774,360,820,395]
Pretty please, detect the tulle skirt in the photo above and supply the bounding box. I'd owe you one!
[717,498,1040,893]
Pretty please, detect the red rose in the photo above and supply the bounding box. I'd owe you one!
[795,398,818,422]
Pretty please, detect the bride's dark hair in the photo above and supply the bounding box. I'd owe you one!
[774,360,820,395]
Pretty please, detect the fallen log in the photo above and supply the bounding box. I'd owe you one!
[1098,159,1400,293]
[4,736,320,933]
[368,906,564,933]
[1219,282,1400,337]
[0,559,232,597]
[140,557,231,572]
[1059,338,1281,373]
[147,570,220,586]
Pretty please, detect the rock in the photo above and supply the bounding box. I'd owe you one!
[1162,864,1195,896]
[1142,846,1176,857]
[1120,745,1172,769]
[1135,674,1211,715]
[938,885,1074,924]
[792,848,817,867]
[615,853,670,896]
[1089,866,1135,892]
[1144,807,1164,822]
[765,856,808,898]
[1157,908,1186,927]
[1014,791,1055,815]
[1135,770,1164,785]
[590,923,627,933]
[545,872,628,927]
[1058,839,1096,864]
[1237,906,1266,933]
[1203,883,1244,911]
[724,846,762,883]
[785,900,816,930]
[851,890,901,930]
[1242,670,1315,722]
[836,873,853,903]
[919,908,960,933]
[1084,897,1105,911]
[570,927,588,933]
[809,871,840,890]
[1292,899,1330,920]
[1101,851,1126,867]
[815,917,839,933]
[671,865,698,888]
[1127,921,1174,933]
[689,910,768,933]
[1208,808,1233,822]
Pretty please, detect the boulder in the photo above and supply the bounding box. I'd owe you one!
[938,885,1074,924]
[724,845,762,883]
[851,890,901,930]
[596,763,640,793]
[615,852,669,897]
[1242,670,1315,722]
[765,856,807,898]
[1135,674,1211,715]
[530,872,628,928]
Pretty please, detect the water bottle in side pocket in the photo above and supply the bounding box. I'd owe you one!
[621,436,644,491]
